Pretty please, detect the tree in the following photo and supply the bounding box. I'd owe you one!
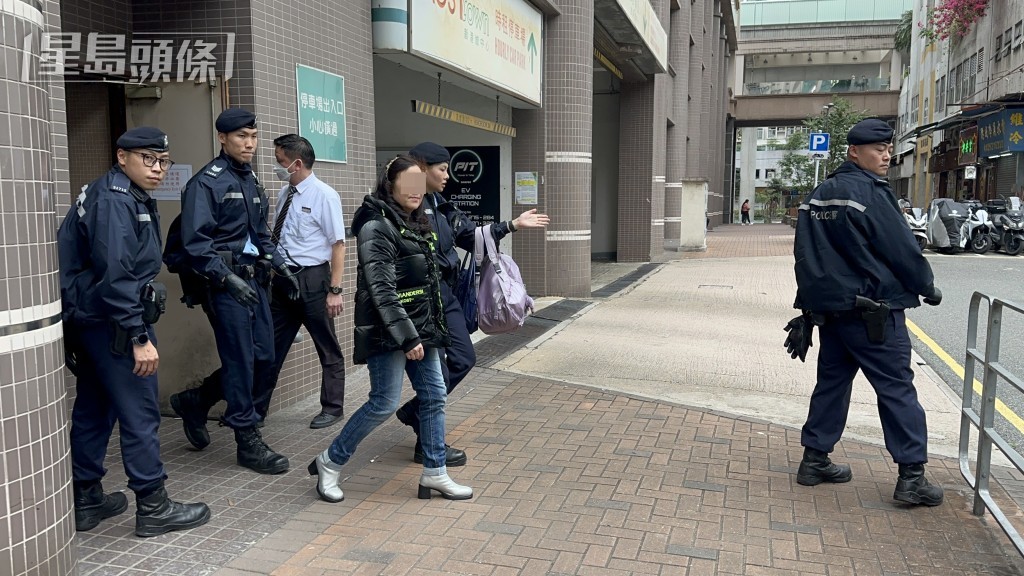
[894,10,913,53]
[919,0,988,44]
[805,97,869,177]
[778,131,815,195]
[770,97,869,194]
[758,178,785,223]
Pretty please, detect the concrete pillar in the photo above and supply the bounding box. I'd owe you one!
[512,0,593,296]
[0,1,77,574]
[740,127,757,218]
[889,50,903,91]
[680,0,709,251]
[665,3,692,251]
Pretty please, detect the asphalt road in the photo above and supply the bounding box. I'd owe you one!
[906,249,1024,454]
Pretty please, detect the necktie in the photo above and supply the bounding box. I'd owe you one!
[272,185,297,245]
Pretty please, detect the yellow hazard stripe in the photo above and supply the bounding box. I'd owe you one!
[906,318,1024,432]
[411,100,517,137]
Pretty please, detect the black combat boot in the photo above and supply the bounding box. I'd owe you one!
[894,463,944,506]
[796,447,853,486]
[74,480,128,531]
[135,486,211,537]
[235,426,290,474]
[169,384,216,450]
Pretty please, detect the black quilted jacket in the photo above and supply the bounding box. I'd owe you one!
[350,195,449,364]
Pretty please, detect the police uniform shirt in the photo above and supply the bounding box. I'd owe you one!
[274,172,346,267]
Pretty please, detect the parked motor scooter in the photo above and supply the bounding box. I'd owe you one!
[903,207,928,251]
[961,200,992,254]
[985,197,1024,255]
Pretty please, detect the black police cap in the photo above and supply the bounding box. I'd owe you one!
[847,119,894,146]
[215,108,257,134]
[116,127,169,152]
[408,142,451,165]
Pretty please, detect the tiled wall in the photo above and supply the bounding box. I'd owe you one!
[686,0,705,180]
[0,0,76,574]
[615,80,655,262]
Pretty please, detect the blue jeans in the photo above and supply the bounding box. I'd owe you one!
[327,348,448,474]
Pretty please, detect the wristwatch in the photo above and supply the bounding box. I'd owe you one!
[328,286,343,295]
[131,333,150,346]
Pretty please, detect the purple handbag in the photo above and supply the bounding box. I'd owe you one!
[474,224,534,334]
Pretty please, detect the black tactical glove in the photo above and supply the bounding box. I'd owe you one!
[275,265,301,301]
[224,273,259,308]
[783,312,815,362]
[923,286,942,306]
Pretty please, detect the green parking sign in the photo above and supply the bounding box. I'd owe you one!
[295,64,347,163]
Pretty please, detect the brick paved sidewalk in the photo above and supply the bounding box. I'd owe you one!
[216,370,1024,576]
[674,224,795,260]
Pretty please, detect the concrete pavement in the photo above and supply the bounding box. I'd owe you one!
[73,224,1024,576]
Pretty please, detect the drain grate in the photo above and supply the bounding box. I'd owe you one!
[592,263,661,298]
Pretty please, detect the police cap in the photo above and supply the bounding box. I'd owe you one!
[847,119,894,146]
[215,108,258,134]
[116,126,169,152]
[408,142,450,165]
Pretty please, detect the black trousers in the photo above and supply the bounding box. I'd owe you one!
[252,262,346,418]
[801,309,928,464]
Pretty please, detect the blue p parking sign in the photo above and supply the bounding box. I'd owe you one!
[809,132,830,153]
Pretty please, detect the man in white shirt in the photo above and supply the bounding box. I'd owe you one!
[251,134,347,429]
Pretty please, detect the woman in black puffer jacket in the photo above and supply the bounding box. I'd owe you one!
[307,154,472,503]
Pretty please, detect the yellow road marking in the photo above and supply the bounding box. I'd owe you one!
[906,318,1024,431]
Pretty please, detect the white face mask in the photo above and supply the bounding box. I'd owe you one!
[273,159,298,182]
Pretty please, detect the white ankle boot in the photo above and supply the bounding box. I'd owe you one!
[306,451,344,503]
[418,472,473,500]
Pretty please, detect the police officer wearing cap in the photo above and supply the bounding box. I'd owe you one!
[59,127,211,537]
[788,118,945,506]
[169,108,297,474]
[396,142,550,466]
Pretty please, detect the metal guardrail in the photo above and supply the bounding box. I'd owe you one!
[960,292,1024,556]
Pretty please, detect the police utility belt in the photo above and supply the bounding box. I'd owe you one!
[217,250,272,284]
[109,281,167,356]
[821,296,890,344]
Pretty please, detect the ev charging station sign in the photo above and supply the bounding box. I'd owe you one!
[443,146,501,228]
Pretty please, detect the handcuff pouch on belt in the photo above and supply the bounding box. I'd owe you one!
[141,281,167,325]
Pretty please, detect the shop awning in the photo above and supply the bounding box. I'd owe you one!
[906,105,1002,140]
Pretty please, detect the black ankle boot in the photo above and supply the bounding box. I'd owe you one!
[235,426,289,474]
[796,447,852,486]
[135,487,211,537]
[74,481,128,531]
[414,440,468,467]
[894,464,944,506]
[170,386,213,450]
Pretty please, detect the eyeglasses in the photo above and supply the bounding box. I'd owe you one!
[131,150,175,171]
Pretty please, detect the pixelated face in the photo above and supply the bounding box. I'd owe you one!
[849,143,892,178]
[118,148,171,191]
[392,165,427,213]
[219,127,258,164]
[424,162,449,193]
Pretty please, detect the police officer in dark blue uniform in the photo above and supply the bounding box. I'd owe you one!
[59,127,211,537]
[395,142,550,466]
[788,118,944,506]
[168,108,298,475]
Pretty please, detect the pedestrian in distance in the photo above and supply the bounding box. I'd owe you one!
[785,118,945,507]
[248,134,348,430]
[394,142,550,467]
[308,154,472,502]
[58,127,210,537]
[168,108,298,475]
[741,199,752,225]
